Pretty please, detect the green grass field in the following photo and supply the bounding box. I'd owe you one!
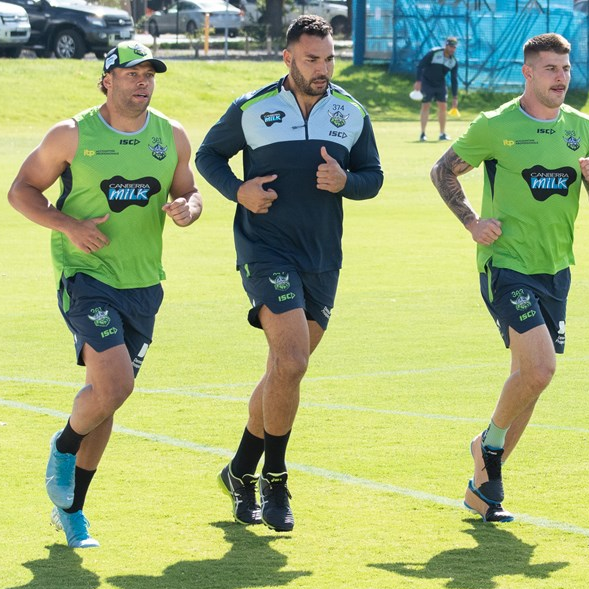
[1,58,588,589]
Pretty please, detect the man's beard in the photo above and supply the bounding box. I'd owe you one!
[290,59,329,96]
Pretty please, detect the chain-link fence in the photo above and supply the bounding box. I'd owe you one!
[354,1,589,91]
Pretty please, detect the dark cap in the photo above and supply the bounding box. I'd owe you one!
[103,41,167,74]
[446,36,458,47]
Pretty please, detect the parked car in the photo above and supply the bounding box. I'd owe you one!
[147,0,242,37]
[0,0,30,56]
[2,0,134,59]
[239,0,349,35]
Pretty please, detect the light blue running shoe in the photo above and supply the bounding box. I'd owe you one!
[45,430,76,509]
[51,506,100,548]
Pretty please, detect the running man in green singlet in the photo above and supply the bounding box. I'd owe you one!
[431,33,589,523]
[8,41,203,548]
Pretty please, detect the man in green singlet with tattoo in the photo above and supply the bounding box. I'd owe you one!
[431,33,589,523]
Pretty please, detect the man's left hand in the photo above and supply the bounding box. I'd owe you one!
[579,157,589,182]
[316,146,347,193]
[163,198,193,226]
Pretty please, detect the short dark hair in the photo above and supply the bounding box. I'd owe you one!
[286,14,332,46]
[523,33,570,62]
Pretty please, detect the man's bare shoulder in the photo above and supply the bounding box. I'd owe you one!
[35,117,79,165]
[45,118,78,139]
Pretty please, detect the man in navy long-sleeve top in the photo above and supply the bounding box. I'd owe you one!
[196,15,383,533]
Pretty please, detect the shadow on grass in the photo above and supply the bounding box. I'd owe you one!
[107,521,311,589]
[6,544,100,589]
[369,519,568,589]
[7,522,309,589]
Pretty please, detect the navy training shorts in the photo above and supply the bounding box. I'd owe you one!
[239,262,339,331]
[57,272,164,376]
[421,82,447,104]
[479,262,570,354]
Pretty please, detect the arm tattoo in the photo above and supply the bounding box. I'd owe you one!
[430,148,477,227]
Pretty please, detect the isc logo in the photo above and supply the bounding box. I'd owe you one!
[537,129,555,134]
[101,327,118,338]
[120,139,141,145]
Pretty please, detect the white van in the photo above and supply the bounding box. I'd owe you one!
[0,0,30,57]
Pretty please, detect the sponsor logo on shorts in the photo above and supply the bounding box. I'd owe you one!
[556,320,566,346]
[88,307,111,327]
[132,343,149,370]
[269,273,290,291]
[278,292,295,302]
[519,310,536,322]
[321,306,331,319]
[101,327,118,338]
[510,293,531,311]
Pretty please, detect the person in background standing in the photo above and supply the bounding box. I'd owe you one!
[414,36,459,142]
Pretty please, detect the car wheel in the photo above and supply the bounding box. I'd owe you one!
[228,28,238,38]
[54,29,86,59]
[186,20,198,35]
[148,19,159,37]
[330,15,349,36]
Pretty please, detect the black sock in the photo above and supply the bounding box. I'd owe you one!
[262,430,291,476]
[56,418,86,455]
[64,467,96,514]
[231,427,265,478]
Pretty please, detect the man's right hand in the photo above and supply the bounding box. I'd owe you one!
[465,217,502,245]
[237,174,278,213]
[66,214,110,253]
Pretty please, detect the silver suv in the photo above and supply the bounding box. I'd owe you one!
[240,0,349,36]
[0,0,30,57]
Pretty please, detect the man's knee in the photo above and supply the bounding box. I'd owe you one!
[91,375,134,417]
[270,350,309,383]
[522,362,555,396]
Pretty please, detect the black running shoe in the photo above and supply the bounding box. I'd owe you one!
[464,479,515,523]
[464,432,512,522]
[217,464,262,525]
[260,472,294,532]
[471,432,505,503]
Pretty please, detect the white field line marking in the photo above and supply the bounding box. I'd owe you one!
[1,397,589,538]
[1,374,588,434]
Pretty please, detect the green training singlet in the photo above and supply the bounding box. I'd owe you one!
[453,98,589,275]
[52,106,178,289]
